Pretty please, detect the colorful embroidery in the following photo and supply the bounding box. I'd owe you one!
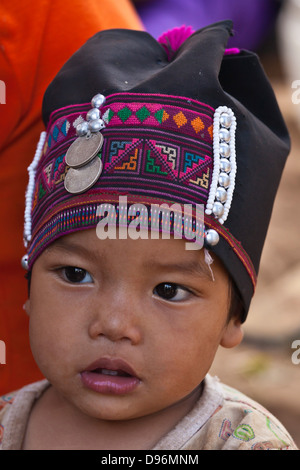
[190,167,210,188]
[101,97,214,142]
[219,419,234,441]
[251,441,274,450]
[25,93,257,293]
[233,424,255,441]
[47,118,70,149]
[266,417,288,447]
[219,419,255,442]
[183,152,205,173]
[38,181,46,200]
[0,394,15,410]
[145,150,168,175]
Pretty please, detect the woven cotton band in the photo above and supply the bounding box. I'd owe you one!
[25,92,256,291]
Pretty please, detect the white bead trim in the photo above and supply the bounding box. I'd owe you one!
[205,106,237,225]
[23,131,47,247]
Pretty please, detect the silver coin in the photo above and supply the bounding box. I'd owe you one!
[64,157,103,194]
[65,133,103,168]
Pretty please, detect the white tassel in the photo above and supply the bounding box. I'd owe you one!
[204,248,215,281]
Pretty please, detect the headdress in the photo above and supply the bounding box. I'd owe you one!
[22,21,290,320]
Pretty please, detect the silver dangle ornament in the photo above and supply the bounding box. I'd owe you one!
[204,229,219,247]
[64,93,106,194]
[21,254,29,270]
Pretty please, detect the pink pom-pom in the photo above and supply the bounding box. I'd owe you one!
[158,25,195,61]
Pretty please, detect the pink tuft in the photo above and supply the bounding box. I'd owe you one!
[224,47,240,55]
[158,25,195,61]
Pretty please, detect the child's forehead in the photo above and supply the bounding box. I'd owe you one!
[43,229,222,280]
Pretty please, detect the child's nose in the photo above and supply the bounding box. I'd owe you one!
[88,293,142,345]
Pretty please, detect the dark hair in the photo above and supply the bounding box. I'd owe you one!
[227,278,245,323]
[25,270,32,297]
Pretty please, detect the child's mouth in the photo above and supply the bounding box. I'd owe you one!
[80,358,140,395]
[95,368,131,377]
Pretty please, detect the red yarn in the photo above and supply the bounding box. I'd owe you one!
[158,25,195,60]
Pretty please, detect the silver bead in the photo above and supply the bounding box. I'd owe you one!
[205,229,220,246]
[216,186,227,203]
[21,254,29,270]
[88,119,105,132]
[219,142,230,157]
[91,93,106,108]
[219,128,230,142]
[220,158,231,173]
[218,172,230,188]
[86,108,100,121]
[220,112,232,128]
[212,201,224,218]
[76,121,89,136]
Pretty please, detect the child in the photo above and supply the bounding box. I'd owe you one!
[0,21,297,450]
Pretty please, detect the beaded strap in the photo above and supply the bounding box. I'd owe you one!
[205,106,237,225]
[23,131,47,247]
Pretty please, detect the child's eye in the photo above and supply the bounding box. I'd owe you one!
[153,282,192,302]
[61,267,93,284]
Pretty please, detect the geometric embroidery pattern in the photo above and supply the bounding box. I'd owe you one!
[27,93,257,295]
[102,97,213,144]
[115,148,139,171]
[145,149,168,176]
[47,118,70,149]
[189,167,210,188]
[155,144,178,170]
[31,93,215,247]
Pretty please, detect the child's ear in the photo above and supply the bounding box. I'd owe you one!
[23,299,31,316]
[220,318,244,349]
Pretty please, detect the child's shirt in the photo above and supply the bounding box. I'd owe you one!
[0,375,297,450]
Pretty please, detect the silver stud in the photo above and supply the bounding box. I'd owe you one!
[76,121,89,137]
[216,186,227,203]
[212,202,224,218]
[88,119,105,132]
[86,108,100,121]
[218,172,230,188]
[219,128,230,142]
[220,158,231,173]
[21,254,29,270]
[219,142,230,158]
[91,93,106,108]
[205,229,220,246]
[220,112,232,128]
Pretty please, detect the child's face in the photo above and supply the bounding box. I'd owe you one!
[26,229,242,421]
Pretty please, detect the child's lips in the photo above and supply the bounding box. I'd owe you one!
[80,357,141,395]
